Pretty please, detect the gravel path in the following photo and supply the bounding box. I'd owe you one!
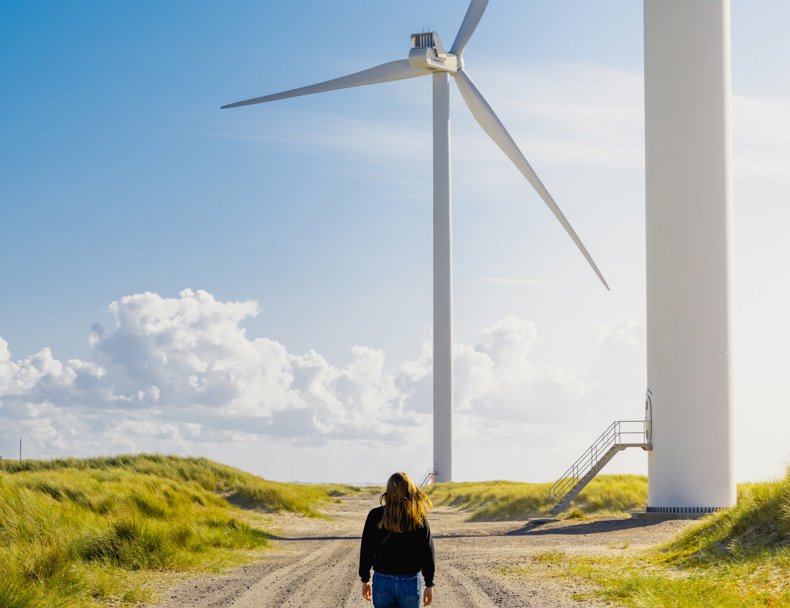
[142,493,693,607]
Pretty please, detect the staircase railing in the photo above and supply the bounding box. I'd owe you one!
[549,419,650,508]
[419,469,436,488]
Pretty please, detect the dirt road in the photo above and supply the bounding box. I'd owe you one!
[143,493,692,607]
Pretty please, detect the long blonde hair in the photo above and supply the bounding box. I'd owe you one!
[378,471,432,533]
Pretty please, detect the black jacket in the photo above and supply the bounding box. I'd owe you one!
[358,506,435,587]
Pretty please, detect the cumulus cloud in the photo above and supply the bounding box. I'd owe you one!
[0,289,642,478]
[0,290,418,452]
[451,316,589,420]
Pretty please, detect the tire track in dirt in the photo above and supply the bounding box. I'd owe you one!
[438,563,499,607]
[232,539,358,607]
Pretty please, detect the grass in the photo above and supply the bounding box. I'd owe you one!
[500,469,790,607]
[661,474,790,564]
[0,454,358,516]
[426,474,648,520]
[0,454,360,608]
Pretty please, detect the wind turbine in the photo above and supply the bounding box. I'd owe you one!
[222,0,608,482]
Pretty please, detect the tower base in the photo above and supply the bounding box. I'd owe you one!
[631,508,721,521]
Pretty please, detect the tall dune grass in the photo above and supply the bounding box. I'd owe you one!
[0,454,356,516]
[599,471,790,606]
[427,474,648,520]
[661,471,790,563]
[0,455,358,607]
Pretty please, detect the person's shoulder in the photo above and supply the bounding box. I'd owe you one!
[366,505,384,520]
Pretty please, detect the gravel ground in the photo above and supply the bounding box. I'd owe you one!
[141,493,694,607]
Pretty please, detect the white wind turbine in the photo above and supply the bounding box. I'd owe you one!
[222,0,608,482]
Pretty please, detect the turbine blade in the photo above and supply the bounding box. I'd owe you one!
[451,0,490,56]
[454,69,609,290]
[222,60,429,109]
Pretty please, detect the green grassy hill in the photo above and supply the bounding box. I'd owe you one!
[662,470,790,563]
[0,454,359,608]
[427,474,649,520]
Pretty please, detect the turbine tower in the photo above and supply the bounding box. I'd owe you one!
[644,0,736,512]
[223,0,608,482]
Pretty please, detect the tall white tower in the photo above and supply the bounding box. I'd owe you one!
[644,0,736,513]
[433,71,453,483]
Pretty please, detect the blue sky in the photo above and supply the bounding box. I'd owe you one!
[1,1,788,483]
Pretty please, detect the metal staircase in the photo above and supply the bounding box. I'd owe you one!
[549,419,651,516]
[419,469,436,488]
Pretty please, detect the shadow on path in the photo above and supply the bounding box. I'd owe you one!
[506,518,663,536]
[269,518,663,542]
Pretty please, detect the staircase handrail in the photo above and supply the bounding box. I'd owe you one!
[549,419,648,504]
[419,469,436,488]
[550,421,617,501]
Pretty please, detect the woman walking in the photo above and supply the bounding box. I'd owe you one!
[359,472,435,607]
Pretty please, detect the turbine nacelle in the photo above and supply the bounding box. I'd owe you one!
[408,32,459,73]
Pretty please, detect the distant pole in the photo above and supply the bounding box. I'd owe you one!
[644,0,735,513]
[19,436,22,461]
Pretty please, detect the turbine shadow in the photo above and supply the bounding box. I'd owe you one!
[506,518,664,536]
[266,519,664,542]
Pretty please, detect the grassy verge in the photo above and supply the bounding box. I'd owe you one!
[500,470,790,607]
[0,455,359,608]
[427,474,648,520]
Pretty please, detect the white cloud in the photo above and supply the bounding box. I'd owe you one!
[9,289,781,484]
[0,289,643,481]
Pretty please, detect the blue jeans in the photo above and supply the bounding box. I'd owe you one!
[372,572,422,608]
